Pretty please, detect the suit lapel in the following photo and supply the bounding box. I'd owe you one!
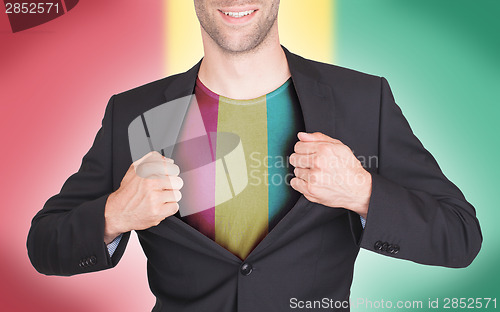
[283,46,336,137]
[154,47,338,261]
[162,60,201,102]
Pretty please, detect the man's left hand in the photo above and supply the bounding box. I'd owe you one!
[289,132,372,219]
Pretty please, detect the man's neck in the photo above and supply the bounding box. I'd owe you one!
[197,30,291,100]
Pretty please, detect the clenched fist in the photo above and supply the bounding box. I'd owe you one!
[104,151,184,244]
[289,132,372,219]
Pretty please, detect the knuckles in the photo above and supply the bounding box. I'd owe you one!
[306,182,318,197]
[165,202,179,216]
[168,163,181,176]
[172,176,184,189]
[308,169,320,184]
[289,153,296,166]
[316,143,331,155]
[293,141,302,153]
[173,190,182,202]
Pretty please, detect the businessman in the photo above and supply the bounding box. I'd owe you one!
[27,1,482,311]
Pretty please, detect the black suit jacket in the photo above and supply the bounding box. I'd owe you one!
[27,47,482,311]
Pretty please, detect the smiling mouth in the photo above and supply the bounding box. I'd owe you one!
[220,9,257,18]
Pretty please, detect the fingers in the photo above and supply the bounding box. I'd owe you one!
[293,167,310,181]
[289,153,316,168]
[294,167,325,186]
[297,132,342,144]
[294,141,317,154]
[159,176,184,190]
[162,202,180,216]
[140,151,174,165]
[135,160,180,178]
[294,137,345,158]
[134,151,161,166]
[144,175,184,192]
[158,189,182,203]
[290,177,317,202]
[153,202,180,224]
[294,141,340,154]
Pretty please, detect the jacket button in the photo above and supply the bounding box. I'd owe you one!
[79,259,87,268]
[240,263,253,276]
[387,244,395,254]
[374,241,383,250]
[89,256,97,265]
[393,245,400,254]
[381,242,389,252]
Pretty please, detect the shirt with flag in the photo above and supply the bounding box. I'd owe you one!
[173,77,305,260]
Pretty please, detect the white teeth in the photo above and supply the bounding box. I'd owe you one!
[222,10,255,18]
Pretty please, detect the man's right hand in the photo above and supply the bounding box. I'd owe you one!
[103,151,183,244]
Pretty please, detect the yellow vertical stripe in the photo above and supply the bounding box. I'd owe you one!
[165,0,203,75]
[279,0,335,63]
[215,98,269,260]
[165,0,336,75]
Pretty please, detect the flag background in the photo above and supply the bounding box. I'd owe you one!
[0,0,498,310]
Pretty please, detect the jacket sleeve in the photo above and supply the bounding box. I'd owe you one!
[27,96,130,276]
[353,77,482,268]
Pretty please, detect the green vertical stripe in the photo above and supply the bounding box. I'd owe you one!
[266,79,305,230]
[335,0,500,304]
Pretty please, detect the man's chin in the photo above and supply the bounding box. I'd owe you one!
[215,36,266,55]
